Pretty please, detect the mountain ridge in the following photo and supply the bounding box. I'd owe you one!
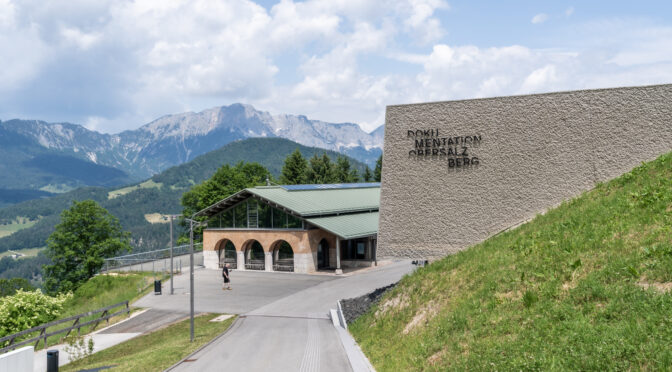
[0,104,382,200]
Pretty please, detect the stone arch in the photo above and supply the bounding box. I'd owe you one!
[270,240,294,272]
[242,239,265,270]
[215,239,237,268]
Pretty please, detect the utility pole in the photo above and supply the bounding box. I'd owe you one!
[170,215,174,295]
[185,217,206,343]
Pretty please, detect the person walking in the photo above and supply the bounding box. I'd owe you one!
[222,263,231,290]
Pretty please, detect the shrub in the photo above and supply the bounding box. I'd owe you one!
[0,289,72,339]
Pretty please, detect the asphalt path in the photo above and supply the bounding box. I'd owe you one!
[134,261,414,371]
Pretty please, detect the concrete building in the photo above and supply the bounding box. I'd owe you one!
[197,183,380,274]
[379,84,672,259]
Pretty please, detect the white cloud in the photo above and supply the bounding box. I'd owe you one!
[565,7,575,17]
[531,13,549,24]
[0,1,672,136]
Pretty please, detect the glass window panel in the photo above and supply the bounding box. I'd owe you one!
[234,202,247,228]
[274,208,288,229]
[287,214,302,229]
[258,203,272,228]
[220,209,233,228]
[356,241,366,259]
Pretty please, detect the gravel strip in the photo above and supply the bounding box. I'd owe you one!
[340,283,397,324]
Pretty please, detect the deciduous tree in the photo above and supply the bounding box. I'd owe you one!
[44,200,130,294]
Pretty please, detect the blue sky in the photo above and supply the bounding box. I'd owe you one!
[1,0,671,133]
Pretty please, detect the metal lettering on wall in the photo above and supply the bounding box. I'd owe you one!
[407,129,481,168]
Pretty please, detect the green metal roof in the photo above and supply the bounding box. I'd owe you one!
[248,186,379,217]
[196,184,380,218]
[305,212,379,239]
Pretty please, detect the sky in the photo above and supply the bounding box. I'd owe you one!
[1,0,671,134]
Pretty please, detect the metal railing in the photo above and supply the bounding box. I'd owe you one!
[103,243,203,272]
[245,260,265,270]
[0,301,130,354]
[273,259,294,272]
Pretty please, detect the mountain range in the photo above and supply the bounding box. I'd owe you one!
[0,137,370,254]
[0,104,383,205]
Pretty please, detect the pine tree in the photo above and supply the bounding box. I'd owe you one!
[279,149,308,185]
[363,166,372,182]
[374,155,383,182]
[306,153,336,184]
[335,156,352,183]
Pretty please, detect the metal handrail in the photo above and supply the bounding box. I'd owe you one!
[0,301,129,354]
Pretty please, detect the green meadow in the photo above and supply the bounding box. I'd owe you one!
[351,152,672,371]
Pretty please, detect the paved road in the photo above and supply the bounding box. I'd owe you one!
[136,261,414,371]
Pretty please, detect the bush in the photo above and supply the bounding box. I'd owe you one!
[0,289,72,339]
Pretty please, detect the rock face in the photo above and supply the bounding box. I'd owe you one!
[1,103,383,182]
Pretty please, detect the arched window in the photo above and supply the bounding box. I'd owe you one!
[272,240,294,272]
[244,240,265,270]
[217,240,236,268]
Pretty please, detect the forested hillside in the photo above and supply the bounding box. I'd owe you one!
[0,138,367,256]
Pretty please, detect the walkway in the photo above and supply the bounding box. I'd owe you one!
[160,261,414,371]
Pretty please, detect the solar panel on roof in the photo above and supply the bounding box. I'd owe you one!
[281,183,380,191]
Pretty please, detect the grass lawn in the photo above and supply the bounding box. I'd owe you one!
[350,152,672,371]
[0,217,39,238]
[108,180,162,199]
[62,313,235,372]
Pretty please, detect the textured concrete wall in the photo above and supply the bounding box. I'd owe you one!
[379,84,672,258]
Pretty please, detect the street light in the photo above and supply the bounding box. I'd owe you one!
[184,217,206,342]
[168,214,182,295]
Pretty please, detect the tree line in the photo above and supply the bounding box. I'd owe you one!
[35,150,383,295]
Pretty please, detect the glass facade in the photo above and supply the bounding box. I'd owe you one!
[208,198,304,230]
[341,239,368,260]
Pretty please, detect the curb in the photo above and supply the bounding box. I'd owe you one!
[330,303,376,372]
[163,315,240,372]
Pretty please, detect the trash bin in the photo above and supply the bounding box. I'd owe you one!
[154,280,162,295]
[47,350,59,372]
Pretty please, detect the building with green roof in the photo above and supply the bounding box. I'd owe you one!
[197,183,380,274]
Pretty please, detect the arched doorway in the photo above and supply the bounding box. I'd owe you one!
[271,240,294,272]
[317,238,329,269]
[244,240,265,270]
[217,240,236,268]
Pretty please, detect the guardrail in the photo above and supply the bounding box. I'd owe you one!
[103,243,203,272]
[0,301,130,354]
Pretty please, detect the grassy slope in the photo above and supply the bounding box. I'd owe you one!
[351,152,672,371]
[37,273,163,348]
[62,314,235,372]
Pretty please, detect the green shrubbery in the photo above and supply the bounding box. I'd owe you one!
[0,289,71,339]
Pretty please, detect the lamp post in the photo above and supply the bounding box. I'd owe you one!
[168,214,182,295]
[184,217,206,342]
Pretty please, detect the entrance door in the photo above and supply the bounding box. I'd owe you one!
[317,239,329,269]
